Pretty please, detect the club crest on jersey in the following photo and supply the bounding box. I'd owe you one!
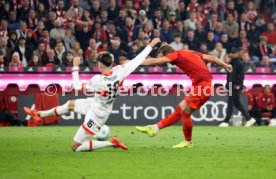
[104,75,117,81]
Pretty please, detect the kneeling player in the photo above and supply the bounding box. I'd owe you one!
[136,45,232,148]
[24,38,161,152]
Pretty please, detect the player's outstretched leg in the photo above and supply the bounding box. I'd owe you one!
[136,105,181,137]
[24,100,73,121]
[172,100,194,148]
[72,137,128,152]
[172,110,193,148]
[72,126,128,152]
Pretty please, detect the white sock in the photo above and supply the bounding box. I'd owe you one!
[76,140,114,152]
[38,101,70,117]
[150,124,159,132]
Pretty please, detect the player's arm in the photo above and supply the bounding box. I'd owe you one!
[141,57,171,66]
[202,54,233,73]
[120,38,161,79]
[71,57,84,91]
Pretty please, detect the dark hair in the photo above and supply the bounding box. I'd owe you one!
[157,45,175,56]
[173,33,181,38]
[28,54,42,67]
[38,40,45,45]
[132,42,139,47]
[66,51,73,55]
[56,40,64,45]
[155,8,161,12]
[19,37,26,41]
[9,31,17,37]
[96,52,113,67]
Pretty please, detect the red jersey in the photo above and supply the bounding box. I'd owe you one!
[187,2,199,12]
[245,91,255,107]
[262,31,276,45]
[165,50,212,84]
[257,92,275,110]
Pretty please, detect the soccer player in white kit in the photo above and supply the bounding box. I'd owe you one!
[24,38,161,152]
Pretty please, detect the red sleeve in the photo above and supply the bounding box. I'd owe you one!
[257,93,266,110]
[247,92,254,107]
[165,51,179,62]
[84,50,90,59]
[101,29,107,41]
[82,83,87,92]
[193,51,204,58]
[270,93,275,107]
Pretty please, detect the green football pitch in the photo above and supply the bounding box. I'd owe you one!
[0,126,276,179]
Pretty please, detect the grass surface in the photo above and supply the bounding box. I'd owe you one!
[0,126,276,179]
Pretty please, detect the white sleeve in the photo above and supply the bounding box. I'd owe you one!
[85,76,98,92]
[72,66,82,90]
[119,45,153,79]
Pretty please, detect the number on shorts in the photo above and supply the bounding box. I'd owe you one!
[86,119,95,128]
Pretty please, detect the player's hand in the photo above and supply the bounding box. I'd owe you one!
[120,60,129,65]
[73,56,81,67]
[149,38,161,48]
[267,105,273,111]
[223,64,233,73]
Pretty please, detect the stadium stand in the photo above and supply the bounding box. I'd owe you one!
[0,0,275,68]
[0,0,276,119]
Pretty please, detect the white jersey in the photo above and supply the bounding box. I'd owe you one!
[72,45,153,126]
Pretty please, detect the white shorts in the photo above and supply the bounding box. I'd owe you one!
[73,119,102,144]
[74,98,93,115]
[74,98,110,127]
[73,126,92,144]
[73,98,106,144]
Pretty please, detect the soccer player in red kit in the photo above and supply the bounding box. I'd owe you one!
[136,45,232,148]
[257,85,276,119]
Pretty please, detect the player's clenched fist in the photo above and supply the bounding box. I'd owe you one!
[223,64,233,73]
[149,38,161,48]
[73,57,81,67]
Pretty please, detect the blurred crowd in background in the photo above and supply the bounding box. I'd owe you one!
[0,0,276,69]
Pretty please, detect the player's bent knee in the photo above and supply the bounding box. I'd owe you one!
[71,141,81,152]
[184,106,193,114]
[68,100,75,111]
[179,100,187,110]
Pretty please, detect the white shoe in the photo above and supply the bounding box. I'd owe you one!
[219,122,229,127]
[245,118,256,127]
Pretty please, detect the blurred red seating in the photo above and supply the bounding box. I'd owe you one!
[169,84,185,95]
[3,84,20,115]
[272,84,276,98]
[148,84,167,95]
[47,83,63,94]
[45,63,56,67]
[22,84,41,95]
[262,112,272,117]
[0,91,6,110]
[129,83,146,94]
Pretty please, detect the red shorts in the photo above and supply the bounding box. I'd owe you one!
[185,80,212,110]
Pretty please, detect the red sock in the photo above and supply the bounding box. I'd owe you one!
[157,105,181,129]
[181,111,193,142]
